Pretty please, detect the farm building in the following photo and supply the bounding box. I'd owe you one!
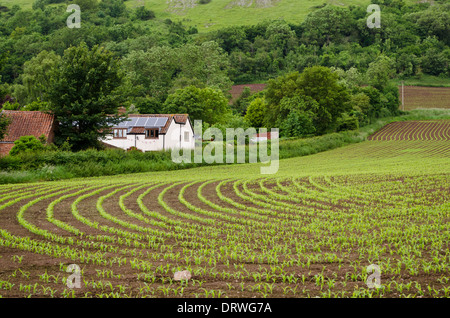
[101,114,195,152]
[250,131,279,143]
[0,110,56,157]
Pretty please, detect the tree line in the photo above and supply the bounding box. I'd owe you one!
[0,0,449,151]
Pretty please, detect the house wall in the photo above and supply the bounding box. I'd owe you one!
[102,133,164,151]
[101,121,195,152]
[164,121,195,150]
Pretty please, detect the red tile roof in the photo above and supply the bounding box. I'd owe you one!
[128,127,146,134]
[0,110,56,143]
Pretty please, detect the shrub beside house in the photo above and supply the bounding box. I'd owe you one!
[0,110,56,157]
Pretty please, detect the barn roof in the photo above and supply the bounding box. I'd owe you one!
[0,110,55,143]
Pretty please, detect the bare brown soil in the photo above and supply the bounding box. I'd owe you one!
[1,174,449,298]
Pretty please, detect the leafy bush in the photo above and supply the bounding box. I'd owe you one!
[9,135,45,156]
[336,113,359,132]
[134,6,155,21]
[279,110,316,138]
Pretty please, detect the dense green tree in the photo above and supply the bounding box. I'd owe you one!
[265,67,350,134]
[9,135,45,156]
[162,86,230,125]
[231,86,251,115]
[409,4,450,45]
[99,0,126,18]
[244,97,266,128]
[176,41,232,93]
[121,46,179,105]
[335,112,359,132]
[279,108,317,138]
[122,41,231,108]
[421,48,449,76]
[265,20,298,56]
[73,0,99,11]
[46,43,126,150]
[134,6,155,21]
[12,50,61,105]
[301,5,355,47]
[365,55,396,90]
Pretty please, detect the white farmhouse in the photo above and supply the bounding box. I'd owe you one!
[101,114,194,152]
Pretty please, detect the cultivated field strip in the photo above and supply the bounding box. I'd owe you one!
[367,120,450,141]
[0,170,449,298]
[0,120,449,298]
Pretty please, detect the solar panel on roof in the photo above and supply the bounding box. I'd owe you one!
[115,118,131,128]
[145,118,157,127]
[156,117,167,127]
[135,117,147,126]
[113,116,169,129]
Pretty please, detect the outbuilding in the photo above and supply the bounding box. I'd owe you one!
[101,114,195,152]
[0,110,56,156]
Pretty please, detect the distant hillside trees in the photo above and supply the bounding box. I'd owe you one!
[121,41,232,113]
[264,66,350,136]
[245,64,400,138]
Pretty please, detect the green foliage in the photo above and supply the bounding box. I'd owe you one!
[133,6,155,21]
[420,48,449,76]
[162,85,230,125]
[14,50,61,105]
[300,5,355,47]
[232,86,252,115]
[9,135,45,156]
[46,42,126,151]
[409,4,450,46]
[99,0,126,18]
[348,92,371,125]
[244,97,266,128]
[22,99,49,111]
[336,113,359,132]
[279,109,316,138]
[1,101,21,110]
[121,41,230,108]
[366,55,396,90]
[0,113,11,140]
[264,66,350,135]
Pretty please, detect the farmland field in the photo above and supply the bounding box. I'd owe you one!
[368,120,450,141]
[399,86,450,111]
[0,120,449,298]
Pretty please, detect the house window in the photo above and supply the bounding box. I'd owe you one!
[113,128,127,139]
[145,129,159,139]
[184,131,190,142]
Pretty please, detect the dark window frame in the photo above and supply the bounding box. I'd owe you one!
[145,128,159,139]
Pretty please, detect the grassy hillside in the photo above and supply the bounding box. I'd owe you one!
[148,0,370,31]
[1,0,419,32]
